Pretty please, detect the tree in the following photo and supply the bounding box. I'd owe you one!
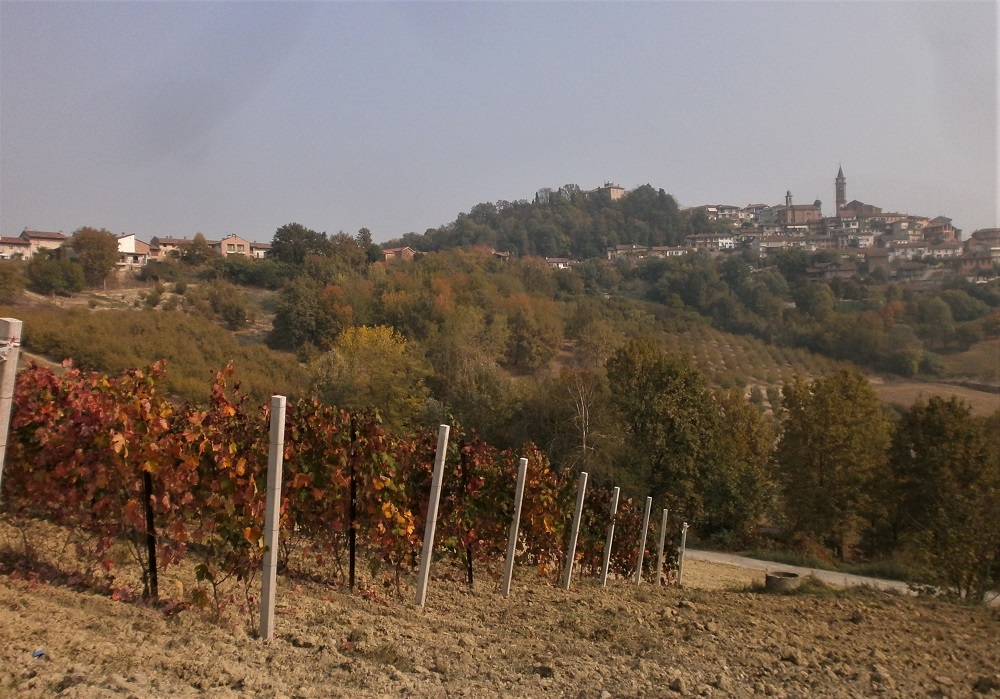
[703,389,777,546]
[0,261,26,302]
[180,232,214,265]
[606,340,720,518]
[775,368,891,559]
[328,231,367,271]
[882,398,1000,600]
[774,248,811,284]
[502,294,562,370]
[355,227,373,248]
[939,289,990,322]
[71,227,119,286]
[310,325,431,431]
[356,227,383,264]
[26,251,85,296]
[425,304,508,410]
[270,223,330,265]
[792,281,836,322]
[267,276,353,351]
[530,367,617,478]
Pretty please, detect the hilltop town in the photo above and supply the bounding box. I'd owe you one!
[4,168,998,287]
[601,169,997,283]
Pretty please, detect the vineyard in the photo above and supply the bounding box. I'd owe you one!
[1,361,681,623]
[661,322,844,405]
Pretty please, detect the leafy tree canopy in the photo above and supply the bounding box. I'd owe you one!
[606,339,721,518]
[776,368,891,559]
[270,222,330,265]
[27,251,85,296]
[180,232,214,266]
[310,325,431,432]
[71,227,119,286]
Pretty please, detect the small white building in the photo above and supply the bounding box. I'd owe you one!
[117,233,150,269]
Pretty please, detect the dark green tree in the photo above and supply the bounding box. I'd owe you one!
[267,276,353,351]
[882,398,1000,600]
[270,223,330,265]
[775,368,891,559]
[703,389,777,546]
[939,289,990,322]
[356,227,383,263]
[26,251,85,296]
[606,340,720,518]
[0,261,26,302]
[70,227,119,286]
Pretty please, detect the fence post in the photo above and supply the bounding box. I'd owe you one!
[348,415,357,589]
[415,425,450,607]
[501,457,529,597]
[0,318,22,501]
[655,508,669,586]
[260,395,286,641]
[599,486,620,587]
[677,522,689,588]
[635,496,652,585]
[561,471,588,590]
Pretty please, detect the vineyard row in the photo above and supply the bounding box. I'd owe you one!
[1,361,683,617]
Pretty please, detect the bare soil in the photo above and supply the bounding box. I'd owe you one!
[2,521,998,699]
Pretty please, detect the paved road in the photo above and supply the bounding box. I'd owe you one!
[685,548,912,594]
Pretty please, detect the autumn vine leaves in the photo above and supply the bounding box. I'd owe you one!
[2,361,665,611]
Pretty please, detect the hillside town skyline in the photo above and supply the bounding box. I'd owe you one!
[3,165,988,247]
[5,164,998,287]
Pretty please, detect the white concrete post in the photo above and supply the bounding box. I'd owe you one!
[259,395,286,641]
[677,522,690,588]
[561,471,588,590]
[599,486,620,587]
[501,457,529,597]
[655,508,670,586]
[634,496,653,585]
[415,425,450,607]
[0,318,22,501]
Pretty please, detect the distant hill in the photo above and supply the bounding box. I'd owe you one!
[382,184,729,259]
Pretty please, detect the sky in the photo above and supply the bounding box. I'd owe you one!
[1,1,997,244]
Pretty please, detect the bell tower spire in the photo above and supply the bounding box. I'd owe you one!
[835,165,846,214]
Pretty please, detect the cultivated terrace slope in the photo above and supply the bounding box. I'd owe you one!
[2,556,998,699]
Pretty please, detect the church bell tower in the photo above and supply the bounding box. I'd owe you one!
[835,165,846,214]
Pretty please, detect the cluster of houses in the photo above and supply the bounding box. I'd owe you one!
[605,168,999,281]
[7,170,997,284]
[0,230,271,269]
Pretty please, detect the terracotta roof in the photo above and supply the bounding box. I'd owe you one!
[151,236,219,246]
[21,229,66,240]
[0,236,31,246]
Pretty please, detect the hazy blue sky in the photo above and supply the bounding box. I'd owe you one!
[1,1,996,243]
